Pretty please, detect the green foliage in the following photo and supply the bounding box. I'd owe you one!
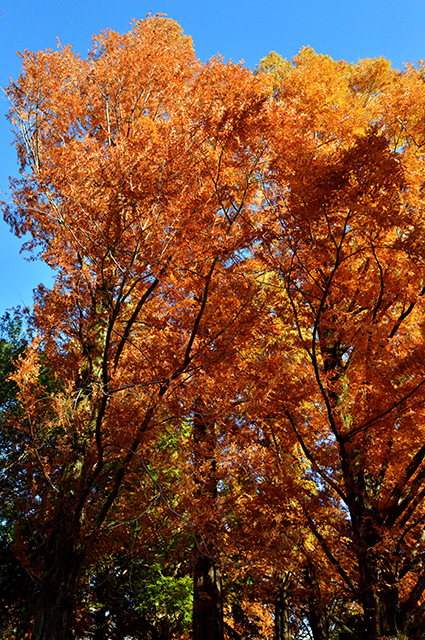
[85,553,193,639]
[0,311,37,638]
[136,560,193,631]
[0,311,27,414]
[0,309,28,522]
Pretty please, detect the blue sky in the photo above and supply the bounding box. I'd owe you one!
[1,0,425,314]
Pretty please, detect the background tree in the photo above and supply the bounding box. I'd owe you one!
[0,311,38,639]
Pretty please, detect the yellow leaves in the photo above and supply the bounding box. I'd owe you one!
[255,51,292,94]
[349,56,395,102]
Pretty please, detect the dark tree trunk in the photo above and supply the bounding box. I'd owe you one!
[192,398,224,640]
[357,551,399,640]
[31,535,82,640]
[345,474,400,640]
[275,576,292,640]
[305,562,327,640]
[193,544,223,640]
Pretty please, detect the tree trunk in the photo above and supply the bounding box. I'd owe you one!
[357,552,399,640]
[305,562,327,640]
[192,398,224,640]
[193,544,224,640]
[345,479,399,639]
[275,577,292,640]
[31,537,82,640]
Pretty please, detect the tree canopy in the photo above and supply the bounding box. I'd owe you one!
[3,15,425,640]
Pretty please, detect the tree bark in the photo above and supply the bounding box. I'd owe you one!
[31,532,82,640]
[356,548,399,640]
[193,544,224,640]
[343,465,399,640]
[304,562,327,640]
[192,398,224,640]
[275,576,292,640]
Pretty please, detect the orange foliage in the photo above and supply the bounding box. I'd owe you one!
[5,18,425,640]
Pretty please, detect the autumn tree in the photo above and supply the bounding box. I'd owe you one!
[255,48,425,640]
[8,18,425,640]
[3,16,271,640]
[191,398,224,640]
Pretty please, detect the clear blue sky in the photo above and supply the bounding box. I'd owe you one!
[1,0,425,314]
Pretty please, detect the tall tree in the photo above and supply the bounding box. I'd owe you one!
[255,48,425,639]
[192,398,223,640]
[9,22,425,639]
[3,16,270,640]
